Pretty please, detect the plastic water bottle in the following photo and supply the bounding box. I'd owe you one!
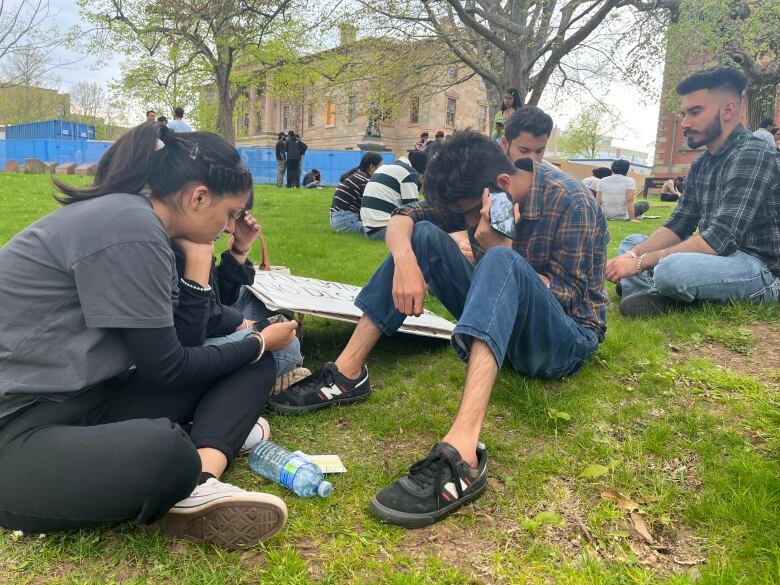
[248,441,332,498]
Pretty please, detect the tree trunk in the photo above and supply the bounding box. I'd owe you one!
[215,59,236,145]
[745,82,778,131]
[502,51,528,104]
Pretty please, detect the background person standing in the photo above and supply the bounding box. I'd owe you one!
[275,132,286,189]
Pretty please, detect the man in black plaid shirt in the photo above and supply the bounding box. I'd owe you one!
[607,67,780,318]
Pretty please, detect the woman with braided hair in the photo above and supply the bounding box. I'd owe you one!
[0,122,295,549]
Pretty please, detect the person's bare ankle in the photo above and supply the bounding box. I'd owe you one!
[333,358,363,380]
[441,437,478,468]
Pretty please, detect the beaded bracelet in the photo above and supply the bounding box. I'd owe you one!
[179,278,211,293]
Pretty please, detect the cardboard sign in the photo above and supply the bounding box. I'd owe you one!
[248,272,454,340]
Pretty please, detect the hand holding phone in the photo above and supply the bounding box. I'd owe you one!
[489,191,518,240]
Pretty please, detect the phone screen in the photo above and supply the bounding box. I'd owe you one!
[489,191,517,240]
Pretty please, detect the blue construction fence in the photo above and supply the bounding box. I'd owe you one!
[0,139,396,186]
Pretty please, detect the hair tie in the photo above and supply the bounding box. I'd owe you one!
[158,124,176,146]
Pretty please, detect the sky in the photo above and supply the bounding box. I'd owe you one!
[43,0,661,156]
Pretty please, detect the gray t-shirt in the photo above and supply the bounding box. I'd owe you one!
[0,193,177,419]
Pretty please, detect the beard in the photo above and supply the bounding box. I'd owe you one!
[685,115,722,149]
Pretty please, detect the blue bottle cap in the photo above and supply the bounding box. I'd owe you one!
[318,481,333,497]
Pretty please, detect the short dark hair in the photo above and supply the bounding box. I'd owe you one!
[407,150,428,174]
[146,110,155,115]
[287,130,295,136]
[174,107,185,118]
[278,132,285,139]
[675,66,746,98]
[611,159,630,175]
[157,115,167,124]
[424,128,517,206]
[592,167,612,179]
[758,116,774,129]
[504,106,553,141]
[359,151,383,172]
[420,132,429,138]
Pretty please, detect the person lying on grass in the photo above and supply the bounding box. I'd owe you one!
[269,129,609,528]
[607,66,780,318]
[0,122,298,550]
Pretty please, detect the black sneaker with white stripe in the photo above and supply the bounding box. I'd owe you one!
[268,362,371,415]
[369,442,488,528]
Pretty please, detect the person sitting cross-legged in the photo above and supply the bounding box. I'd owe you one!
[269,129,609,527]
[607,66,780,318]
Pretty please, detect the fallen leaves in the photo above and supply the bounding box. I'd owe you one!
[600,489,639,512]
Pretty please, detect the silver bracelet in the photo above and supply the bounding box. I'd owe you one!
[179,278,211,293]
[249,333,265,364]
[637,253,647,273]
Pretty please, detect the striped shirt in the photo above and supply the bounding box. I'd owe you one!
[392,161,609,340]
[665,125,780,275]
[360,158,420,232]
[331,170,370,213]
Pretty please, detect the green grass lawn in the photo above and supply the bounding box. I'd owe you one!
[1,174,779,584]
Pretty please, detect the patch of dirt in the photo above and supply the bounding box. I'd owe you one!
[395,519,500,584]
[538,477,707,577]
[677,323,780,385]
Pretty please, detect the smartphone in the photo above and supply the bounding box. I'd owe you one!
[489,191,517,240]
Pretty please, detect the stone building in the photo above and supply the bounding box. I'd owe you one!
[232,36,491,156]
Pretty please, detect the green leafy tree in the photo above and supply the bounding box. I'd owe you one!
[558,105,617,158]
[667,0,780,128]
[76,0,303,144]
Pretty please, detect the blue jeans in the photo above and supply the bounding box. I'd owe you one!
[618,234,780,303]
[354,222,599,379]
[330,210,364,233]
[364,226,387,241]
[204,288,304,376]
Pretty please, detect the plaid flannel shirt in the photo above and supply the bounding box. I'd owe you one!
[392,161,609,340]
[665,125,780,275]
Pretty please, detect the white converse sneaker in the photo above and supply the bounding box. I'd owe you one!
[156,478,287,550]
[273,367,312,395]
[240,416,271,455]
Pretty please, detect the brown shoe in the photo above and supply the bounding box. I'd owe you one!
[273,367,311,395]
[155,478,287,550]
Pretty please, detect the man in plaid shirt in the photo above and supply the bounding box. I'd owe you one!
[608,67,780,318]
[270,129,608,527]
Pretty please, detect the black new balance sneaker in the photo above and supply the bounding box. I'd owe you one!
[268,362,371,415]
[369,442,488,528]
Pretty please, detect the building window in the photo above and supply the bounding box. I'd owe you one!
[326,101,336,126]
[477,104,487,133]
[446,97,456,126]
[308,103,315,128]
[282,105,290,131]
[409,96,420,125]
[348,95,357,123]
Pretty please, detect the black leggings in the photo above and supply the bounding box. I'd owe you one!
[0,353,275,533]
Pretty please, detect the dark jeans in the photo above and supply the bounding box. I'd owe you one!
[635,201,649,217]
[355,221,599,378]
[286,159,300,187]
[0,354,275,532]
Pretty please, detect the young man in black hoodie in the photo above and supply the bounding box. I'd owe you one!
[275,132,286,189]
[285,131,307,188]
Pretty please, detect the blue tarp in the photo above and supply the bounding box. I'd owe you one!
[0,139,396,186]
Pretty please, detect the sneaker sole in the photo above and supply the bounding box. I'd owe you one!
[155,493,287,550]
[619,292,677,319]
[269,390,371,415]
[368,480,487,529]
